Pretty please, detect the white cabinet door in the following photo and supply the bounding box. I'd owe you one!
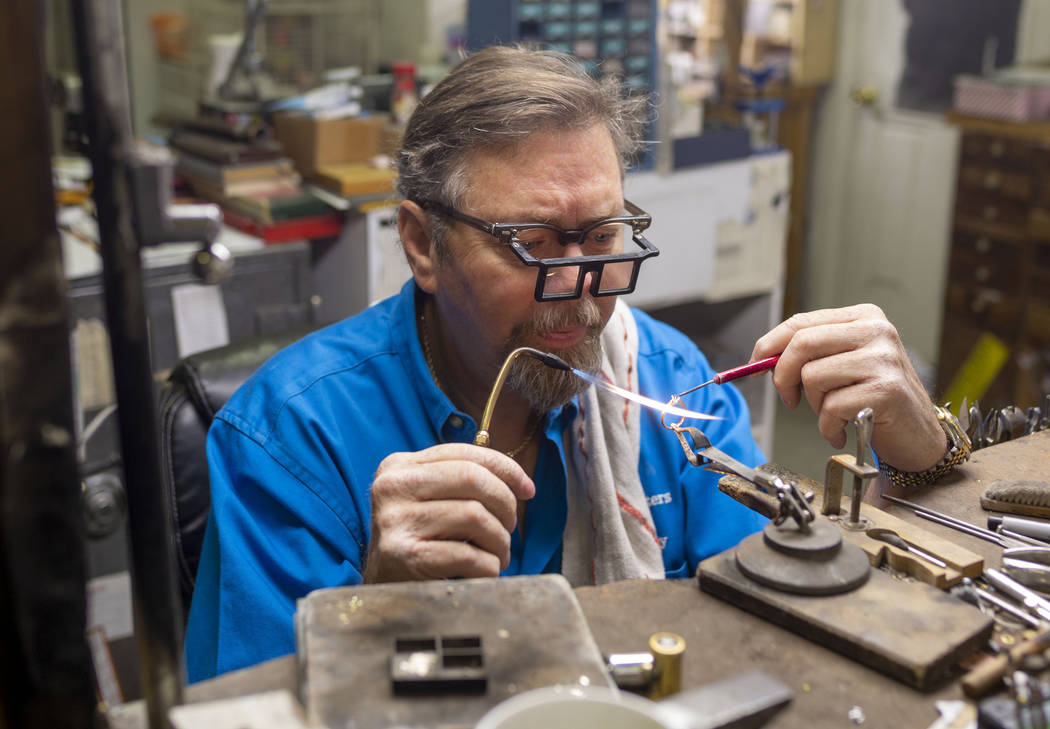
[807,0,959,366]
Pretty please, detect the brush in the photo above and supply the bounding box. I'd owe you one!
[981,480,1050,519]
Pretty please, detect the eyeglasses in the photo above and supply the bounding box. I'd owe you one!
[418,198,659,301]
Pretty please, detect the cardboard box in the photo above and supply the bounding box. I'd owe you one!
[273,113,392,178]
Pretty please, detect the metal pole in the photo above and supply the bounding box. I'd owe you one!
[69,1,185,726]
[0,0,97,727]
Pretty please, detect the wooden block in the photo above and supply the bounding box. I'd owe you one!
[834,497,984,588]
[296,575,612,729]
[698,550,994,690]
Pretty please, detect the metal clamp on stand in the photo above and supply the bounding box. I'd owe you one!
[665,413,870,596]
[822,408,881,530]
[662,416,815,531]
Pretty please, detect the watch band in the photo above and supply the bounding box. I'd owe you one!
[880,406,972,488]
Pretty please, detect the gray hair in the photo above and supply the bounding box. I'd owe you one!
[396,45,648,254]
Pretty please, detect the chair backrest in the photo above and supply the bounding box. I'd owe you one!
[158,329,310,617]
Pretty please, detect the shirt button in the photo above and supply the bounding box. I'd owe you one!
[448,415,463,429]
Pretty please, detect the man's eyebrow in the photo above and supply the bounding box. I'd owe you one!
[503,206,623,227]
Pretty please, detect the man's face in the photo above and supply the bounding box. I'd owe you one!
[430,123,623,410]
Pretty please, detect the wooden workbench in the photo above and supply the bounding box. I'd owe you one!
[578,430,1050,729]
[110,430,1050,729]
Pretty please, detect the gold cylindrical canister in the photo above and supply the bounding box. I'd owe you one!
[648,632,685,699]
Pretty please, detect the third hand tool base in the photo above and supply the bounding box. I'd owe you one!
[698,544,993,690]
[672,408,992,688]
[734,519,871,596]
[700,458,990,688]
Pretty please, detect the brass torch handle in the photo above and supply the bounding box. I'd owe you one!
[473,347,571,447]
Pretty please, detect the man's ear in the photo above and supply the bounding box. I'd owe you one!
[398,200,438,294]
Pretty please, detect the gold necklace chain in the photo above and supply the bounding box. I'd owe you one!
[419,309,540,459]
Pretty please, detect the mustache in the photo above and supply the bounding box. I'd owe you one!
[514,298,603,341]
[504,298,604,411]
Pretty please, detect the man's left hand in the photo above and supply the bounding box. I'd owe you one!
[751,304,945,472]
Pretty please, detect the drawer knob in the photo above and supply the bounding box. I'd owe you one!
[974,266,991,282]
[983,206,999,221]
[983,172,1001,189]
[975,236,991,253]
[990,140,1005,157]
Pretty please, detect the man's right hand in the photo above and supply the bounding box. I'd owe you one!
[361,443,536,583]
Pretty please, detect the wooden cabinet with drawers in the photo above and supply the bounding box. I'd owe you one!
[939,114,1050,408]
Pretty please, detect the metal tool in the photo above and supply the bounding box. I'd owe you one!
[391,635,486,695]
[656,670,793,729]
[606,652,655,690]
[661,423,814,529]
[880,494,1029,548]
[821,409,880,531]
[951,577,1043,629]
[962,395,1050,453]
[648,632,686,700]
[984,569,1050,623]
[568,367,721,422]
[1003,559,1050,594]
[672,409,881,597]
[999,405,1029,442]
[999,528,1050,548]
[867,527,947,568]
[849,408,874,525]
[990,515,1050,545]
[1002,548,1050,593]
[1004,548,1050,565]
[1026,405,1044,436]
[671,355,780,400]
[1006,669,1050,729]
[607,632,687,699]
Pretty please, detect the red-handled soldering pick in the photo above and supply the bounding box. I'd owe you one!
[673,355,781,400]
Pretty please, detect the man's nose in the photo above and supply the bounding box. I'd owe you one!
[562,240,587,258]
[560,243,599,295]
[559,242,601,295]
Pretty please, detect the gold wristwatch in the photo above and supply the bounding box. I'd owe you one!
[880,405,972,488]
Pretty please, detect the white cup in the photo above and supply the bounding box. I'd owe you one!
[476,685,692,729]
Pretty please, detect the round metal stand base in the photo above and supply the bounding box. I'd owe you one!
[736,519,871,596]
[828,513,872,532]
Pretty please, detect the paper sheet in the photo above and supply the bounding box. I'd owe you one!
[171,283,230,358]
[86,571,133,641]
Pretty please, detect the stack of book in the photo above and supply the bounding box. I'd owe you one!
[169,120,343,243]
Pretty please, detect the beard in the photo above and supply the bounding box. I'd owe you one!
[503,297,605,412]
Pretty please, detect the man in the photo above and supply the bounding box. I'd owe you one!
[185,46,953,681]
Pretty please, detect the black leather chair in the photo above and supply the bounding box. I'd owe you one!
[159,328,311,617]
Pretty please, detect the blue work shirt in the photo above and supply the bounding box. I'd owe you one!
[185,280,766,682]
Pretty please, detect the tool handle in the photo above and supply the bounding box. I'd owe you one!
[962,653,1013,699]
[713,355,780,385]
[962,629,1050,698]
[872,531,910,551]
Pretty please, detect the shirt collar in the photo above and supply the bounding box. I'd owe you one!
[394,279,580,444]
[392,280,466,439]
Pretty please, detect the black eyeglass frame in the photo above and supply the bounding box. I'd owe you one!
[417,198,660,301]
